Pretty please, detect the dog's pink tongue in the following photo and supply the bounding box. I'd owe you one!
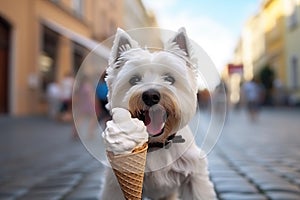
[145,106,166,136]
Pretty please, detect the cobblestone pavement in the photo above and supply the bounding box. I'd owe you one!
[0,117,103,200]
[0,108,300,200]
[208,108,300,200]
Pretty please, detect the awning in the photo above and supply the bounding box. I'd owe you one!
[40,18,110,59]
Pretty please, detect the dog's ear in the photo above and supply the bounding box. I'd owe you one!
[106,28,138,111]
[164,27,190,58]
[108,28,138,67]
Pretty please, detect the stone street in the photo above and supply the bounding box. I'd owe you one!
[0,108,300,200]
[208,108,300,200]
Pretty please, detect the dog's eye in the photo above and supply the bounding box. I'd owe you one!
[129,75,141,85]
[164,74,175,85]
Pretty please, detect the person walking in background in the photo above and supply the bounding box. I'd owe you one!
[59,72,74,122]
[46,80,61,119]
[213,81,228,114]
[96,73,111,129]
[242,78,263,122]
[72,75,98,139]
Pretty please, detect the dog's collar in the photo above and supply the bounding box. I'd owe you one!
[148,133,185,152]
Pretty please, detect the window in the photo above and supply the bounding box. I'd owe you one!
[72,0,84,18]
[287,0,298,29]
[40,27,59,92]
[50,0,60,3]
[72,42,88,74]
[291,56,299,89]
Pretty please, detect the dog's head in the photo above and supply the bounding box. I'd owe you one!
[105,28,198,144]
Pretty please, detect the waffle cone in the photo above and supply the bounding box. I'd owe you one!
[107,143,148,200]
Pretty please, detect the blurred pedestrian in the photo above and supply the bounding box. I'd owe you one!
[96,73,111,128]
[242,78,263,121]
[213,81,228,121]
[73,75,98,139]
[273,78,287,106]
[59,72,74,122]
[197,89,211,111]
[46,80,61,119]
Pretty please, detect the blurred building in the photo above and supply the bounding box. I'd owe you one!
[263,0,287,85]
[124,0,158,29]
[284,0,300,104]
[0,0,159,116]
[123,0,162,48]
[226,13,266,105]
[227,0,300,105]
[243,12,265,80]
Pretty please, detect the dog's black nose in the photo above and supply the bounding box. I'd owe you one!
[142,89,160,106]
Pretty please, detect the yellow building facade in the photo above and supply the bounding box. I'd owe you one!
[262,0,287,84]
[284,0,300,101]
[226,12,266,104]
[229,0,300,105]
[0,0,158,116]
[0,0,122,115]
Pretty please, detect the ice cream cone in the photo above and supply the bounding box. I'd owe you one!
[107,143,148,200]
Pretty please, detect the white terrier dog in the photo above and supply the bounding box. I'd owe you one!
[100,28,216,200]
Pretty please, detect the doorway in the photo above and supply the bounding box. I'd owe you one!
[0,16,11,114]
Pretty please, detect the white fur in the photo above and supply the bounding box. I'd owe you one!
[100,28,216,200]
